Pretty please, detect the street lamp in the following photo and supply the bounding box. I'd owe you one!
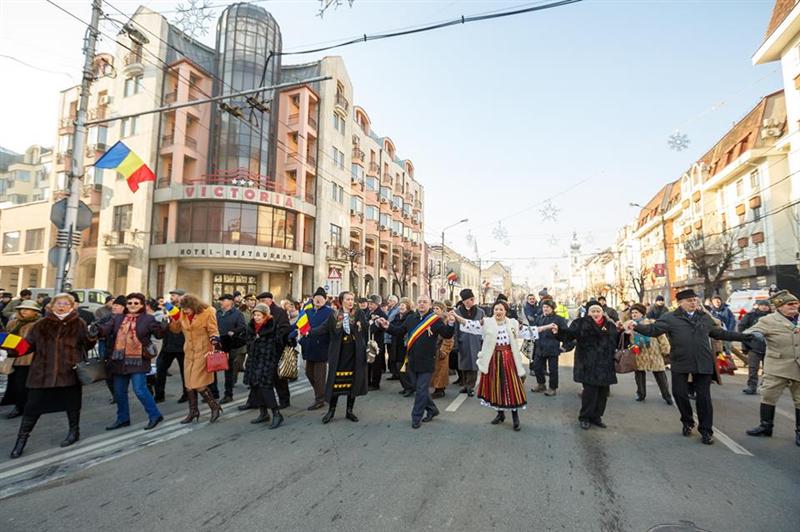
[441,218,469,295]
[630,202,671,305]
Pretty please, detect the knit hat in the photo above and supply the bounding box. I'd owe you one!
[655,295,664,302]
[631,303,647,315]
[313,286,327,298]
[16,300,41,313]
[538,288,548,297]
[585,300,602,312]
[770,290,798,308]
[542,299,557,311]
[113,295,127,306]
[459,288,475,301]
[253,303,270,315]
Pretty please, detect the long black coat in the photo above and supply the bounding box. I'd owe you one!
[532,313,571,357]
[387,310,454,374]
[634,308,750,374]
[269,303,292,352]
[558,316,619,386]
[388,311,411,367]
[243,318,279,388]
[310,309,369,401]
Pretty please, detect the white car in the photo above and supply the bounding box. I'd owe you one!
[726,289,771,318]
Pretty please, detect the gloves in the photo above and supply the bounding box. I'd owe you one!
[0,349,7,362]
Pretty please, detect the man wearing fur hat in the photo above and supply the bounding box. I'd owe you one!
[454,288,484,396]
[744,290,800,446]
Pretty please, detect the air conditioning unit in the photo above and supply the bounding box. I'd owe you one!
[391,204,399,211]
[761,127,781,140]
[762,118,775,128]
[99,95,112,106]
[379,197,387,203]
[379,224,387,230]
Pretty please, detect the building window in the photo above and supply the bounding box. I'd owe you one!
[330,182,344,203]
[24,228,44,251]
[121,117,138,137]
[333,113,345,134]
[156,264,166,298]
[212,274,258,301]
[330,224,342,247]
[124,75,143,97]
[379,213,390,228]
[751,205,762,221]
[749,169,760,191]
[350,196,363,213]
[2,231,20,253]
[366,176,378,191]
[332,147,345,169]
[112,204,133,232]
[366,205,379,221]
[735,178,743,197]
[175,201,297,249]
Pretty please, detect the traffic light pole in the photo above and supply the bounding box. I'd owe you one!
[55,0,102,293]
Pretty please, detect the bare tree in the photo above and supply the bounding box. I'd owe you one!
[390,253,414,297]
[629,265,649,303]
[684,230,742,298]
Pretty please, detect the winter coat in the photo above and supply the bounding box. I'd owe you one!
[270,303,291,352]
[389,311,411,366]
[384,305,399,344]
[2,298,26,320]
[602,305,620,322]
[474,318,527,389]
[161,327,185,354]
[98,312,166,375]
[709,304,736,331]
[626,318,669,372]
[522,302,540,324]
[432,334,455,389]
[296,304,333,362]
[168,307,219,389]
[310,309,369,401]
[557,316,619,386]
[5,316,39,366]
[387,310,454,374]
[745,313,800,381]
[532,313,570,357]
[633,308,750,375]
[646,304,667,320]
[216,307,246,353]
[243,318,279,387]
[23,311,96,389]
[737,309,770,354]
[367,307,388,352]
[455,304,484,371]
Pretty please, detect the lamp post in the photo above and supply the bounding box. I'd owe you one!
[630,202,671,305]
[440,218,468,295]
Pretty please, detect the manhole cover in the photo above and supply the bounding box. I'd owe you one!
[648,521,710,532]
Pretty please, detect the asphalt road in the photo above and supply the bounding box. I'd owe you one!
[0,354,798,532]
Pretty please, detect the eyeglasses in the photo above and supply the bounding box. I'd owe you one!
[126,301,142,306]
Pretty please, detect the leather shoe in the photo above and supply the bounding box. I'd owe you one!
[579,420,590,430]
[307,401,325,411]
[635,394,645,402]
[701,433,714,445]
[144,416,164,431]
[591,419,607,429]
[422,408,439,422]
[742,387,757,395]
[664,397,674,406]
[106,420,130,431]
[221,395,233,404]
[466,388,474,397]
[682,423,694,437]
[238,402,255,411]
[431,390,445,399]
[402,390,414,398]
[5,407,21,419]
[177,394,188,404]
[412,420,421,429]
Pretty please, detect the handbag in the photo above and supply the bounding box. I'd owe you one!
[614,335,637,374]
[366,328,378,364]
[74,355,108,385]
[205,349,229,373]
[278,345,299,380]
[0,357,15,375]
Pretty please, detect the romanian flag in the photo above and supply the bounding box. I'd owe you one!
[164,302,181,321]
[94,141,156,192]
[0,332,31,355]
[446,271,458,283]
[405,313,440,351]
[295,299,313,335]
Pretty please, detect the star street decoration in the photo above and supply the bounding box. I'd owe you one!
[173,0,215,40]
[539,200,560,223]
[492,221,510,246]
[582,231,595,247]
[667,130,690,152]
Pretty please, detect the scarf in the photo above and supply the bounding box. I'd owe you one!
[112,313,144,365]
[632,318,651,348]
[53,310,72,320]
[343,312,351,334]
[9,315,38,335]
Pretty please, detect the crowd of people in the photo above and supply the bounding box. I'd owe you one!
[0,282,798,459]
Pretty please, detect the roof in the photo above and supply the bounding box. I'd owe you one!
[635,183,670,230]
[764,0,798,42]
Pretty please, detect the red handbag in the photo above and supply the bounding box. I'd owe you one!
[206,349,229,372]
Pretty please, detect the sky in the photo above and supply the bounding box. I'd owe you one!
[0,0,783,287]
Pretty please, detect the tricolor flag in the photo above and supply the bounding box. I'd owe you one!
[0,332,31,355]
[446,271,458,283]
[163,302,181,321]
[295,299,313,335]
[94,141,156,192]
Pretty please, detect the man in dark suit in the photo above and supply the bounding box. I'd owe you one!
[365,294,388,391]
[259,291,292,408]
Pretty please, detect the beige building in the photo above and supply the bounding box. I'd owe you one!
[427,244,479,301]
[0,145,52,205]
[481,261,512,304]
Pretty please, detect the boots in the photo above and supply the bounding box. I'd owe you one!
[199,389,222,422]
[60,410,80,447]
[795,408,800,447]
[269,408,284,429]
[512,409,520,431]
[345,396,358,422]
[10,415,38,459]
[250,407,270,424]
[322,396,338,424]
[180,390,199,424]
[746,403,775,437]
[491,411,505,425]
[531,383,546,393]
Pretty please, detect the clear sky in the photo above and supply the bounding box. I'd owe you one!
[0,0,782,288]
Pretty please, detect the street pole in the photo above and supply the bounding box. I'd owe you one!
[55,0,102,293]
[660,212,672,306]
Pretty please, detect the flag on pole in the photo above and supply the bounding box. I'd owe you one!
[94,141,156,192]
[295,299,313,335]
[446,271,458,283]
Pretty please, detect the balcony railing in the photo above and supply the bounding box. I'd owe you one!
[326,244,349,262]
[59,117,75,129]
[303,241,314,254]
[335,94,349,112]
[123,52,142,66]
[367,162,379,175]
[308,115,317,129]
[161,134,175,148]
[288,112,300,124]
[183,168,304,197]
[352,148,365,162]
[185,136,197,150]
[164,91,177,104]
[87,107,107,120]
[188,89,201,101]
[306,153,316,167]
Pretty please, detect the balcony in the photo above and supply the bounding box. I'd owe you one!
[162,135,197,151]
[164,91,177,104]
[56,153,72,167]
[288,112,300,125]
[188,89,201,101]
[335,94,350,113]
[308,115,317,130]
[102,230,137,259]
[352,148,365,163]
[306,153,316,167]
[367,162,379,176]
[382,172,392,184]
[326,244,349,263]
[59,116,75,133]
[183,168,302,196]
[123,52,144,76]
[87,107,107,120]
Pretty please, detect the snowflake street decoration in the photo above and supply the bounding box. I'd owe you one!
[492,222,510,246]
[539,200,560,223]
[547,235,559,247]
[667,130,690,152]
[174,0,215,40]
[582,231,595,247]
[318,0,355,18]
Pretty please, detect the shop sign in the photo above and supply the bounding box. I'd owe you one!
[182,185,296,209]
[176,244,297,262]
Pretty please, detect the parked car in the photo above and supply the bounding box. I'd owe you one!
[27,287,112,313]
[726,289,771,318]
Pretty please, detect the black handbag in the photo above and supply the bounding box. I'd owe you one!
[448,348,459,370]
[74,355,108,385]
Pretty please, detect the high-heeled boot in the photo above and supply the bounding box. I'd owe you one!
[322,396,338,424]
[60,410,80,447]
[512,409,520,431]
[179,390,199,424]
[269,408,284,429]
[199,388,222,423]
[345,396,358,422]
[10,415,38,459]
[491,411,505,425]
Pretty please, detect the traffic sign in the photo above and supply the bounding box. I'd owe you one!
[50,199,93,232]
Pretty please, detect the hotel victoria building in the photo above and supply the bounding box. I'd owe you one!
[0,3,425,301]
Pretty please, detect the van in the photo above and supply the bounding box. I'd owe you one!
[726,289,770,318]
[28,288,113,313]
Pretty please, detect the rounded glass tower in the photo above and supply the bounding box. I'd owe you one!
[210,3,282,184]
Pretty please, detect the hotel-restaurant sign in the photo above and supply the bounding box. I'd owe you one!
[154,184,315,215]
[150,243,314,266]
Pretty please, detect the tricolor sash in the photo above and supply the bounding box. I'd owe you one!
[404,312,440,351]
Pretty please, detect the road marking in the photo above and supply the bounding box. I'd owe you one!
[445,394,467,412]
[775,406,794,421]
[712,428,754,456]
[0,383,311,481]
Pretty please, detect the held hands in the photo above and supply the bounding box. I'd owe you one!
[623,320,636,333]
